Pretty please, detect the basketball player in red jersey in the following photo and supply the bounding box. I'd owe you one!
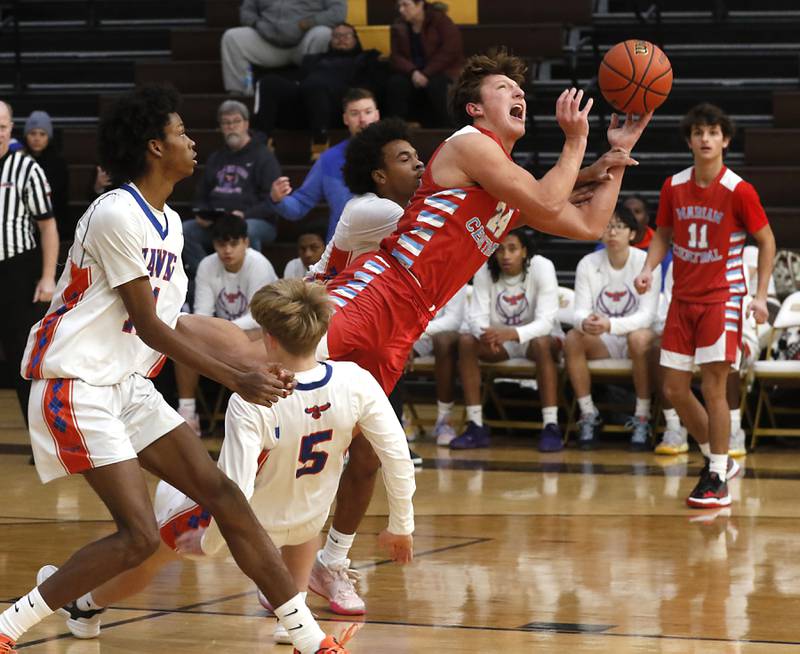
[635,103,775,509]
[302,50,653,609]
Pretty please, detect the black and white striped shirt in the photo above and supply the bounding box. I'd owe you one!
[0,149,53,261]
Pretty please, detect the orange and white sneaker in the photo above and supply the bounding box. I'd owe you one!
[295,624,360,654]
[0,635,16,653]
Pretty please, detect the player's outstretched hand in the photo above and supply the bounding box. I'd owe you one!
[378,530,413,564]
[234,367,292,407]
[579,147,638,185]
[607,111,654,152]
[175,527,206,556]
[556,88,592,140]
[270,176,293,203]
[747,297,769,324]
[634,270,652,295]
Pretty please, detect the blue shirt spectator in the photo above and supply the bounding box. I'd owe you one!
[267,88,380,240]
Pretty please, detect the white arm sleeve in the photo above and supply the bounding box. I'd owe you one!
[467,264,492,338]
[572,257,593,330]
[515,256,559,342]
[425,284,468,336]
[609,263,661,335]
[201,394,278,555]
[353,369,415,535]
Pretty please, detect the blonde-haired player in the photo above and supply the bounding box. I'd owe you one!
[40,279,415,646]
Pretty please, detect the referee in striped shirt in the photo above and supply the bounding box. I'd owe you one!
[0,100,59,420]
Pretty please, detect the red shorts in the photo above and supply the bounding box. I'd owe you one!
[319,253,433,393]
[660,297,743,371]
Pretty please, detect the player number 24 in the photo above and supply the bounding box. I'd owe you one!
[296,429,333,478]
[687,222,708,249]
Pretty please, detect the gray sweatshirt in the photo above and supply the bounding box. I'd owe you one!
[240,0,347,47]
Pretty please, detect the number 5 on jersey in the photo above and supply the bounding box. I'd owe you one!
[296,429,333,478]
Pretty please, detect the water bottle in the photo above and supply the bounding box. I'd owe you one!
[243,65,254,96]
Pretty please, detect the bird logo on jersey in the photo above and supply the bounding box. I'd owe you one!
[305,403,331,420]
[495,289,529,325]
[596,283,638,317]
[215,289,248,320]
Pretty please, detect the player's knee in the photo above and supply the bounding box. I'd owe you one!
[432,331,457,354]
[118,523,161,567]
[458,332,477,352]
[627,329,654,356]
[564,328,583,354]
[529,336,551,360]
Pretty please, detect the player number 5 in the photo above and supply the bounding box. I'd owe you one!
[296,429,333,478]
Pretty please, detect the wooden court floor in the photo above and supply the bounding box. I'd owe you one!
[2,390,800,653]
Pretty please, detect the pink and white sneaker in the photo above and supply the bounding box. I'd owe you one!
[308,553,365,615]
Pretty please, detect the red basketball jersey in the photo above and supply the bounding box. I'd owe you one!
[379,125,520,313]
[656,165,768,303]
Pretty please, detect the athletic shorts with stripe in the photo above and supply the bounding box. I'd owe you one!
[28,374,184,483]
[317,252,434,394]
[660,297,743,372]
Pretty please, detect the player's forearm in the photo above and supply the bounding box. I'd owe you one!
[754,228,776,300]
[643,227,671,272]
[575,166,625,236]
[38,218,59,281]
[537,136,588,213]
[382,468,416,536]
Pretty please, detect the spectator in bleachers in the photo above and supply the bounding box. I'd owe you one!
[386,0,464,127]
[186,100,281,276]
[92,165,113,196]
[254,23,383,160]
[450,228,563,452]
[221,0,347,95]
[267,88,381,242]
[0,100,59,420]
[623,193,653,248]
[283,231,325,278]
[23,111,71,237]
[175,214,278,433]
[566,204,660,451]
[410,284,469,446]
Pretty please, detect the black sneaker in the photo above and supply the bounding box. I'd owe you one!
[409,448,423,466]
[686,471,730,508]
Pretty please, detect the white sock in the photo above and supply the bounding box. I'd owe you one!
[178,398,196,413]
[699,442,711,458]
[634,397,651,419]
[76,591,102,612]
[542,406,558,426]
[0,588,52,641]
[709,453,728,482]
[730,408,741,436]
[319,527,354,568]
[274,593,326,654]
[437,400,454,423]
[466,405,483,426]
[663,408,681,431]
[577,395,596,417]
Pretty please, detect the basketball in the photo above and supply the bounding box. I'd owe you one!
[598,39,673,114]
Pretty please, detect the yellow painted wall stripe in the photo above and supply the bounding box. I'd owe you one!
[438,0,478,24]
[356,25,391,56]
[347,0,367,26]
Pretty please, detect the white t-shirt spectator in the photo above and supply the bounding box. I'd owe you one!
[283,257,307,279]
[573,248,659,335]
[466,255,560,344]
[194,249,277,330]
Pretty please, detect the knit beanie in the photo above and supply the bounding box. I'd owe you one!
[24,110,53,138]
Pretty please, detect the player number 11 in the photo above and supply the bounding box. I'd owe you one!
[687,222,708,249]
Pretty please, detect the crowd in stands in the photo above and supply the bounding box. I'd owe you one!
[1,2,780,458]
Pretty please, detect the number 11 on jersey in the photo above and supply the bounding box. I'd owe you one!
[687,222,708,249]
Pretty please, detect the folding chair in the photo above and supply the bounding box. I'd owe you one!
[750,291,800,449]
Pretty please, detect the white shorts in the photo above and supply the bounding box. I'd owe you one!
[599,333,629,359]
[155,481,328,554]
[29,375,184,483]
[413,334,433,358]
[502,339,532,359]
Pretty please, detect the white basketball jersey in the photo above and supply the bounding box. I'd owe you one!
[22,184,188,385]
[193,360,415,555]
[311,193,404,280]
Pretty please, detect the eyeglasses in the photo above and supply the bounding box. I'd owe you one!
[604,222,629,233]
[220,117,244,128]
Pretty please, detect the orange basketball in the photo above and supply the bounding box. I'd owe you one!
[598,40,672,114]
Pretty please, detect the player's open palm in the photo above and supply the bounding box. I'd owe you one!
[378,530,413,564]
[607,111,654,152]
[634,270,652,295]
[556,88,592,140]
